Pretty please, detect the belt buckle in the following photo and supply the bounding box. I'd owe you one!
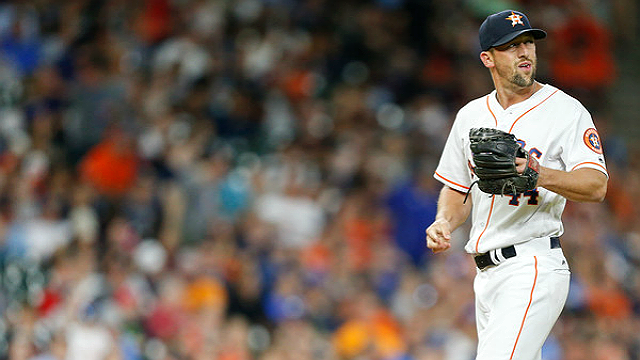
[475,246,516,270]
[474,252,496,270]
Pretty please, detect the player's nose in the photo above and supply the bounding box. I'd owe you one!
[515,43,532,56]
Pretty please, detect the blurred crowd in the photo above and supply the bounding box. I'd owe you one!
[0,0,638,359]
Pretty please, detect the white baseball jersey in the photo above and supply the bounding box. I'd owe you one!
[434,83,608,254]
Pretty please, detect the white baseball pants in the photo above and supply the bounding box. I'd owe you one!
[473,240,570,360]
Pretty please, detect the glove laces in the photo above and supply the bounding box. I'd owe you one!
[463,180,478,204]
[501,181,518,197]
[463,180,518,204]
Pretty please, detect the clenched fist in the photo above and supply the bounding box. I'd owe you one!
[426,218,452,253]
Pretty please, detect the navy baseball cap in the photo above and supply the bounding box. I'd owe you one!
[479,10,546,51]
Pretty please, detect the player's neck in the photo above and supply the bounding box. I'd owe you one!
[494,81,542,109]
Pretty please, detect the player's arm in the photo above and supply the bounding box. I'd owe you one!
[516,159,607,202]
[426,186,472,253]
[537,167,607,202]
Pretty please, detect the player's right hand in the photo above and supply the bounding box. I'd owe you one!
[426,218,452,253]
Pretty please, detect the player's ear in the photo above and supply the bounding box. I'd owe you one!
[480,51,494,68]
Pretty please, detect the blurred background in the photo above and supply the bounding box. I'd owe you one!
[0,0,638,359]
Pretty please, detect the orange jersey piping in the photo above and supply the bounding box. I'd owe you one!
[434,171,470,190]
[510,256,539,359]
[508,90,559,133]
[570,161,607,173]
[474,195,495,252]
[486,95,498,126]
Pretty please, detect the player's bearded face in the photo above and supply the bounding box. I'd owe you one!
[491,36,538,88]
[495,56,536,87]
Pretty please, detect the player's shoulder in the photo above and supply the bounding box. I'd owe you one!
[459,93,490,112]
[456,93,491,120]
[543,84,588,113]
[450,93,495,133]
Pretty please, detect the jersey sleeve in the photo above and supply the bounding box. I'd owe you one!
[433,114,472,192]
[561,103,608,177]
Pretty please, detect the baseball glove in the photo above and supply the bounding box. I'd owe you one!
[468,128,539,196]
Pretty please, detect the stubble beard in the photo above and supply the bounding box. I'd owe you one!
[496,59,536,88]
[511,66,536,87]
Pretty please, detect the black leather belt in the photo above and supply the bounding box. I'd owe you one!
[474,237,561,270]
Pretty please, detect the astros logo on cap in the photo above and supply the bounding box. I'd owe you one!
[505,11,524,27]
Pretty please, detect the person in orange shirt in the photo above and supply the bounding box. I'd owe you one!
[79,127,139,198]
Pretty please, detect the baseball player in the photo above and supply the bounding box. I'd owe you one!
[425,9,608,360]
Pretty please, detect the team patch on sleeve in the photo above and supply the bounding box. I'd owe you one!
[583,128,603,154]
